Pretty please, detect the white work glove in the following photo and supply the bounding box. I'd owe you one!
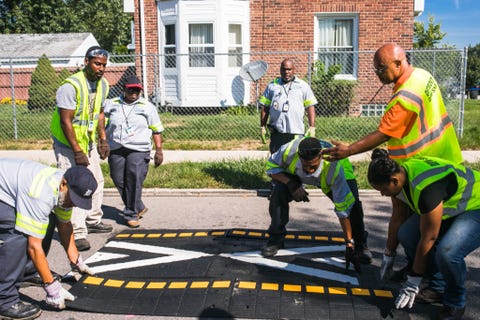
[306,126,315,137]
[380,254,395,281]
[70,255,95,281]
[395,275,422,309]
[261,126,267,144]
[44,280,75,309]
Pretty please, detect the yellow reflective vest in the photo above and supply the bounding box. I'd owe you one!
[385,68,463,164]
[51,71,109,153]
[400,156,480,219]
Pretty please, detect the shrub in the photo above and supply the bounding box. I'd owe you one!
[28,54,59,111]
[0,97,27,105]
[309,60,358,116]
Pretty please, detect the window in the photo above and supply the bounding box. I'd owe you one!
[164,24,176,68]
[228,24,242,67]
[189,23,214,67]
[317,15,358,77]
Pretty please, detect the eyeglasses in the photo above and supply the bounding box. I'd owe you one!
[86,49,109,59]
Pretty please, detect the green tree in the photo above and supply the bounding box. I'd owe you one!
[0,0,132,53]
[466,44,480,90]
[28,54,59,110]
[57,68,72,85]
[414,15,446,49]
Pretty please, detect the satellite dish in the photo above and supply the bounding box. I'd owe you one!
[239,60,268,111]
[239,60,268,82]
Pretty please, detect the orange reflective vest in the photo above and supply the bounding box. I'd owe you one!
[385,68,463,164]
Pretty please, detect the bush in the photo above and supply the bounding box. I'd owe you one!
[28,54,59,111]
[309,60,358,116]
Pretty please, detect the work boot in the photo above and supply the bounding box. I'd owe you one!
[261,241,284,257]
[415,287,443,304]
[0,301,41,320]
[355,231,373,264]
[75,238,91,251]
[438,304,465,320]
[87,222,113,233]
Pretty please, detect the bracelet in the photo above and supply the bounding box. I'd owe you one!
[345,239,355,244]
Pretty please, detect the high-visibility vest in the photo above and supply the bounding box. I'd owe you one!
[401,156,480,219]
[386,68,463,164]
[266,137,356,214]
[51,71,109,153]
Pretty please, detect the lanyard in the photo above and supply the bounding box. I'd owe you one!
[282,81,293,98]
[121,101,136,127]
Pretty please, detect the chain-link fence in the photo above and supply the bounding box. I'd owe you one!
[0,49,467,149]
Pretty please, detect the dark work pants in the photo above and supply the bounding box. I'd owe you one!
[267,178,367,246]
[0,201,27,312]
[269,131,299,154]
[109,147,150,220]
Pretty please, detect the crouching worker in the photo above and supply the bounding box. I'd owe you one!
[368,149,480,319]
[0,159,96,320]
[262,137,372,271]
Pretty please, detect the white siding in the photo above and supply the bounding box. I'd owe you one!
[157,0,250,107]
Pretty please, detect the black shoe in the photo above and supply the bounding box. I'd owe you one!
[438,304,465,320]
[87,222,112,234]
[75,238,91,251]
[261,242,284,257]
[0,301,41,320]
[20,271,62,288]
[415,288,443,304]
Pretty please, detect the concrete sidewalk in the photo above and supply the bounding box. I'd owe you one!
[1,149,480,165]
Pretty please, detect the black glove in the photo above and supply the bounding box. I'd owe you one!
[345,246,361,273]
[97,139,110,160]
[154,149,163,167]
[74,150,90,166]
[286,179,309,202]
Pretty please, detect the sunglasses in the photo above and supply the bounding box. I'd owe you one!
[86,49,109,59]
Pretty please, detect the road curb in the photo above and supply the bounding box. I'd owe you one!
[104,188,381,198]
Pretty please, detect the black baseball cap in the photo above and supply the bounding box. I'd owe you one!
[124,75,143,90]
[64,166,98,210]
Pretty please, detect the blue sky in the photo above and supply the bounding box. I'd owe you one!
[415,0,480,48]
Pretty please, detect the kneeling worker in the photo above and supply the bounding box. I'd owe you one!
[0,159,95,320]
[263,137,372,270]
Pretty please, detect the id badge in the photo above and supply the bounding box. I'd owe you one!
[282,101,289,112]
[126,126,135,137]
[87,120,94,133]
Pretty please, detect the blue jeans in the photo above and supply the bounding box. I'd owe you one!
[397,210,480,308]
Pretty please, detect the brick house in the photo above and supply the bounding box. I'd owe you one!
[127,0,425,108]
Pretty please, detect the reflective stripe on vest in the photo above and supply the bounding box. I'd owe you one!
[51,71,109,153]
[16,212,48,237]
[385,68,462,164]
[404,158,479,219]
[20,167,60,236]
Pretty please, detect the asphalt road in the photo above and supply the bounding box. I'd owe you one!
[18,190,480,320]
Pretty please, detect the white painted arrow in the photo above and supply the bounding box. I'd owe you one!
[85,241,358,285]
